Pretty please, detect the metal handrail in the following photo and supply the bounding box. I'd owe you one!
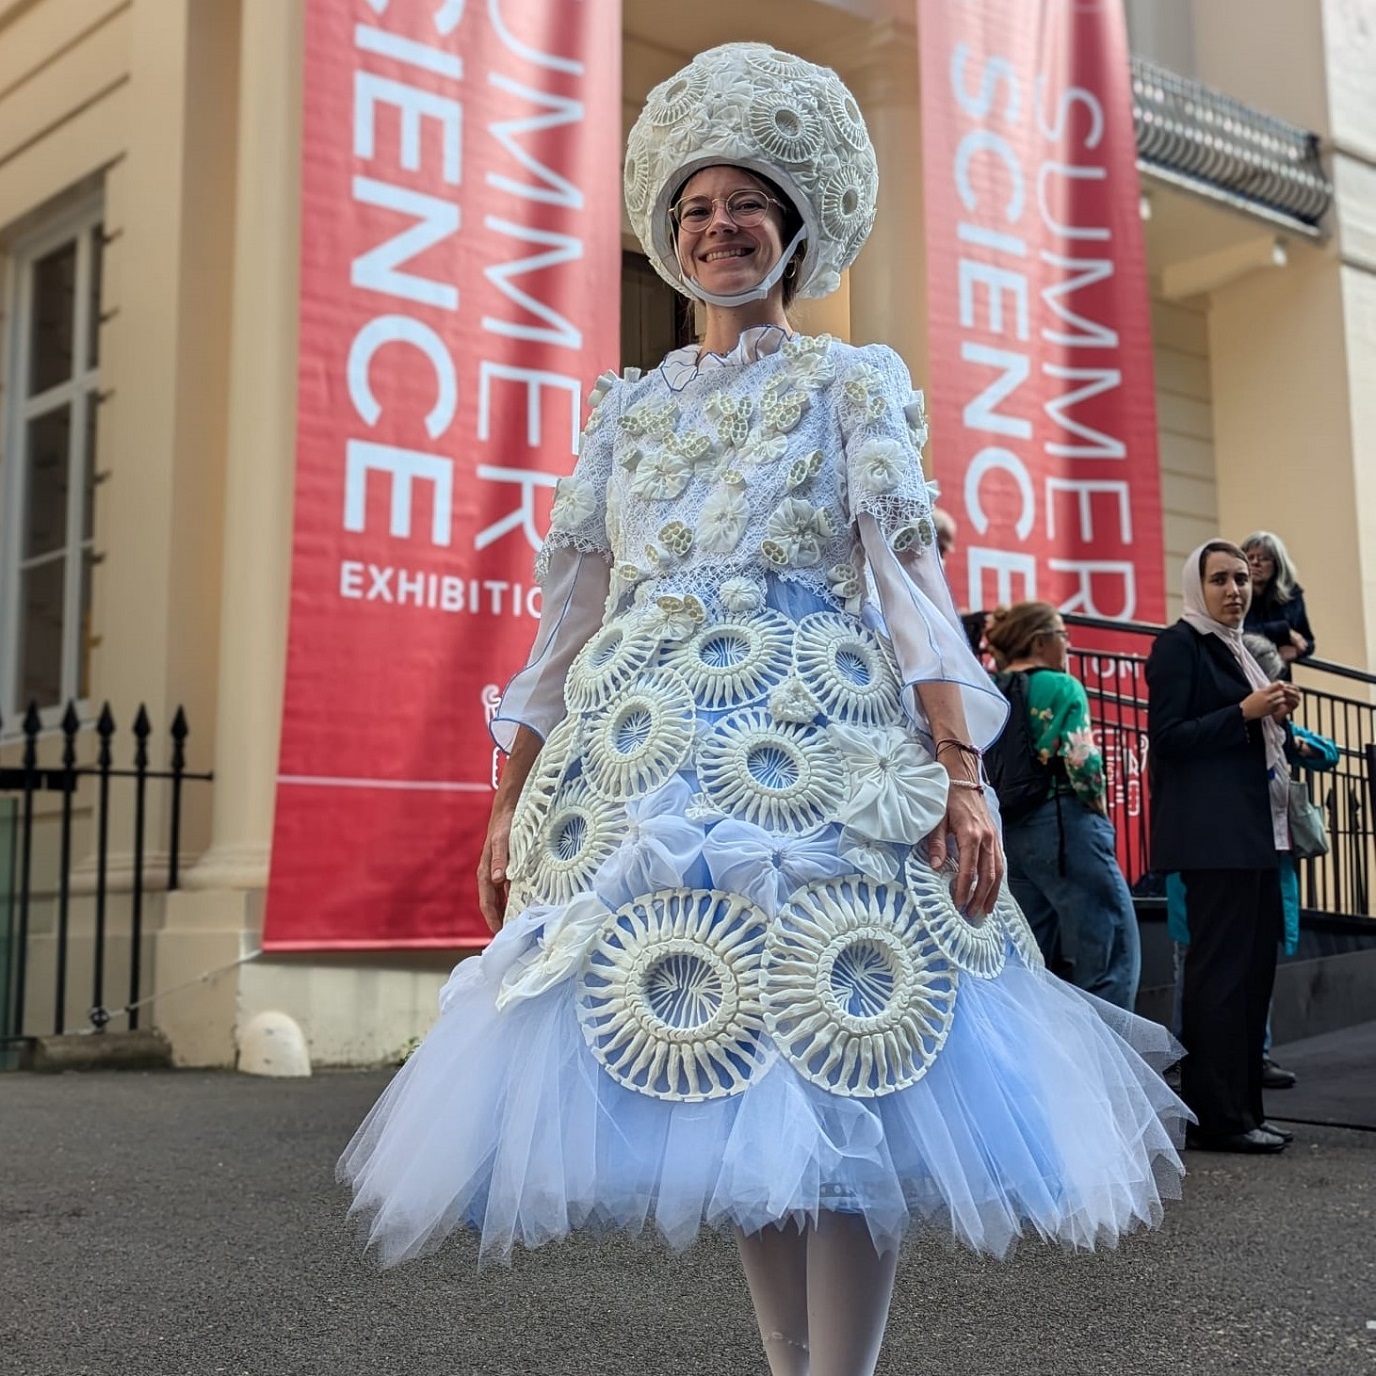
[1130,54,1333,233]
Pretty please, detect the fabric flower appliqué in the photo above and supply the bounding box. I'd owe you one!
[493,894,612,1011]
[549,476,597,532]
[786,350,837,390]
[643,593,706,643]
[850,437,907,498]
[594,778,706,907]
[702,818,850,918]
[697,485,751,555]
[764,498,833,568]
[735,432,789,468]
[719,576,766,614]
[826,722,950,844]
[839,828,903,883]
[630,447,692,501]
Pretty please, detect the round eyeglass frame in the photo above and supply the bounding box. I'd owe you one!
[670,190,786,233]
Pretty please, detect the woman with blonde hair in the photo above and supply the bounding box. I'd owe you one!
[984,602,1141,1009]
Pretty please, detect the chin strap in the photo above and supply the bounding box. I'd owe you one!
[677,227,807,307]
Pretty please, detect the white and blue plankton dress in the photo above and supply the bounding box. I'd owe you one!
[340,327,1186,1265]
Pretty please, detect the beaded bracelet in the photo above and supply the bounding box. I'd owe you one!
[947,777,986,793]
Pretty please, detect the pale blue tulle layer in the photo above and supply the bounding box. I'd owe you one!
[339,578,1187,1265]
[340,926,1186,1266]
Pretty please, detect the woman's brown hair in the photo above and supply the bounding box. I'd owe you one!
[984,601,1063,669]
[1197,540,1248,580]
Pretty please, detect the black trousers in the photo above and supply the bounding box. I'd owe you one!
[1178,867,1283,1137]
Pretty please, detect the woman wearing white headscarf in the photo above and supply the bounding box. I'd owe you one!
[1147,540,1301,1155]
[341,44,1187,1376]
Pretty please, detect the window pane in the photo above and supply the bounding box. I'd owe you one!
[78,548,94,701]
[23,407,71,560]
[83,393,99,541]
[28,240,77,396]
[88,223,104,370]
[19,561,64,709]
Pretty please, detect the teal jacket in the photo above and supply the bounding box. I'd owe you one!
[1166,723,1339,955]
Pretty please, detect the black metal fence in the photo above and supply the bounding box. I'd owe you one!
[1057,615,1376,922]
[0,702,211,1046]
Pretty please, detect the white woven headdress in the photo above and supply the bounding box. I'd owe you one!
[624,43,878,302]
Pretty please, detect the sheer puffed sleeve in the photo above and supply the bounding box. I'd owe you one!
[836,344,1007,750]
[489,373,620,751]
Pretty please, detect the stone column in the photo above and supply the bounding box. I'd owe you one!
[835,21,928,386]
[182,0,301,891]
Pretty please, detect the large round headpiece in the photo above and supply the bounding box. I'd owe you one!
[624,43,878,302]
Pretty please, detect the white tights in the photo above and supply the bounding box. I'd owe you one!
[734,1213,900,1376]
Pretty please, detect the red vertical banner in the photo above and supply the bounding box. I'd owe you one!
[916,0,1163,630]
[264,1,622,949]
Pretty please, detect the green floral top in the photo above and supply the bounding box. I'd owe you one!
[1025,669,1106,809]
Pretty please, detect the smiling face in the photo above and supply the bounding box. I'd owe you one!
[673,166,787,299]
[1202,550,1252,626]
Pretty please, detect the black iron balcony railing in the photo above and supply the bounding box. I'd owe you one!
[1131,55,1333,233]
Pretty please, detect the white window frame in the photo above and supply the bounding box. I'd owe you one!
[0,195,104,728]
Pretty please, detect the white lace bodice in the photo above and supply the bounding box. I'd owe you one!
[538,329,936,618]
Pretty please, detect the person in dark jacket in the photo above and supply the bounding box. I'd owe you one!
[1147,540,1302,1155]
[1241,530,1314,677]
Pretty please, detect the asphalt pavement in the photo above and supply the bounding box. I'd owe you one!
[1,1049,1373,1376]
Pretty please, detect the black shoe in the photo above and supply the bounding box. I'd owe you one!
[1261,1057,1297,1089]
[1185,1127,1287,1154]
[1259,1121,1295,1143]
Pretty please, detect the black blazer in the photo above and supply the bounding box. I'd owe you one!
[1146,621,1286,872]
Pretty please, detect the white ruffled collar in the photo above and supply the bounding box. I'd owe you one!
[658,324,792,392]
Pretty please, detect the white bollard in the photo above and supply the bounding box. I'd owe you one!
[237,1010,312,1077]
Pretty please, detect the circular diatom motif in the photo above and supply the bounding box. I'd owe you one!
[506,713,581,895]
[793,613,901,725]
[696,709,846,834]
[575,888,770,1101]
[565,620,659,713]
[902,853,1007,979]
[526,779,622,907]
[763,875,959,1097]
[646,64,708,127]
[995,882,1046,972]
[825,83,870,152]
[581,670,695,801]
[664,610,793,710]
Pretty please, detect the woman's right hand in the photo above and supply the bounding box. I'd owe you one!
[1241,681,1298,721]
[477,805,515,934]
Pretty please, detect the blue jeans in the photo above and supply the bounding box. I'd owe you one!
[1003,796,1142,1010]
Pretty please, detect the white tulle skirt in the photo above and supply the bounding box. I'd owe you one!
[340,906,1186,1266]
[339,579,1186,1266]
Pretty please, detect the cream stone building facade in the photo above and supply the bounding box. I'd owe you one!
[1,0,1373,1066]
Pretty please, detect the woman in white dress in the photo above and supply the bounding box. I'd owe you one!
[340,44,1187,1376]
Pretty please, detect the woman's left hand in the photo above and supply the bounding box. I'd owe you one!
[928,784,1003,918]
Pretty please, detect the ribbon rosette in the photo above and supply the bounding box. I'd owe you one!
[827,722,950,843]
[493,894,612,1011]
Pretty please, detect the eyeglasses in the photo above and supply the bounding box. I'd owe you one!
[670,190,783,232]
